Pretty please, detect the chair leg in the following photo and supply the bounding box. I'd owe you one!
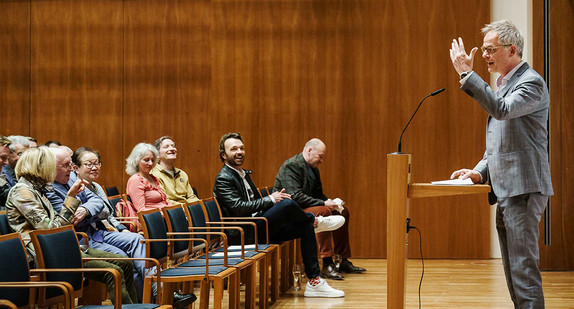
[228,272,239,309]
[258,256,269,309]
[143,278,153,304]
[245,263,256,309]
[199,278,210,309]
[162,283,176,305]
[271,248,280,302]
[213,277,225,309]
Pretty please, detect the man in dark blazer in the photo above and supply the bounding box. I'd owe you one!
[274,138,366,280]
[213,132,345,297]
[449,20,553,308]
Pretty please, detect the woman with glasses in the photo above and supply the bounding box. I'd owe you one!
[125,143,171,212]
[72,147,130,233]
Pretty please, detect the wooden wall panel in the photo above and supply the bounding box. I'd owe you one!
[209,0,491,258]
[123,0,214,194]
[1,0,497,259]
[0,0,30,135]
[536,0,574,270]
[29,0,124,186]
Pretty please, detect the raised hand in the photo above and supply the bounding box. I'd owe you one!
[449,37,478,75]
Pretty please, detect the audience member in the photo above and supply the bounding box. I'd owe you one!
[44,146,147,296]
[151,136,199,205]
[1,135,30,188]
[213,132,345,298]
[274,138,366,280]
[45,140,62,147]
[126,143,170,212]
[0,136,11,209]
[27,137,38,148]
[4,146,137,304]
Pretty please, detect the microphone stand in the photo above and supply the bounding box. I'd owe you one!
[395,88,445,154]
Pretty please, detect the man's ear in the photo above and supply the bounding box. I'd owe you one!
[509,45,517,56]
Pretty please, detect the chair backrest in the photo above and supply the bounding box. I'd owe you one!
[0,213,12,235]
[104,186,120,198]
[259,187,270,197]
[162,204,192,258]
[30,225,84,301]
[0,233,32,307]
[202,197,224,223]
[138,209,169,264]
[184,201,210,248]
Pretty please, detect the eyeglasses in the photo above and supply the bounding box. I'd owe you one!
[59,162,74,169]
[480,44,511,55]
[82,162,102,169]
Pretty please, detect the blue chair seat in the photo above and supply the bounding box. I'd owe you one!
[178,258,245,267]
[161,266,229,277]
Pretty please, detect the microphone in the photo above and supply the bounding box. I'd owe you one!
[396,88,446,153]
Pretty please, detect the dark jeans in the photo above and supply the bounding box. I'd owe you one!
[258,199,320,279]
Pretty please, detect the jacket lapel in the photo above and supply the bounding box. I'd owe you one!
[499,62,530,98]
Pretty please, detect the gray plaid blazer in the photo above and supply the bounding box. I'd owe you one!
[462,62,554,200]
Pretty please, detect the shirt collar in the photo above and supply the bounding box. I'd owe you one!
[225,163,245,178]
[155,164,180,177]
[497,60,525,89]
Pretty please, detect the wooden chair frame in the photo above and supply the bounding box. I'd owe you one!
[138,208,238,309]
[29,225,169,309]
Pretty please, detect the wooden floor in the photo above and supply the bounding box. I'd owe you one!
[267,259,574,309]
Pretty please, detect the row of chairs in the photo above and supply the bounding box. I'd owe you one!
[0,185,297,308]
[104,184,296,301]
[0,221,170,309]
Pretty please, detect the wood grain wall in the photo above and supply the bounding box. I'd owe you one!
[533,0,574,270]
[2,0,505,259]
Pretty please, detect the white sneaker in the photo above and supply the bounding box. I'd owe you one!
[315,215,345,233]
[304,277,345,298]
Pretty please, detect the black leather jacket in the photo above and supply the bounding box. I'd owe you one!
[213,165,273,244]
[213,165,273,217]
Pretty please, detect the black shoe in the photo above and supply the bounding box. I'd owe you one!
[321,264,344,280]
[339,260,366,273]
[173,291,197,308]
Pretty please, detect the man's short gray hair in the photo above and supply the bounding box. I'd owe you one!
[482,20,524,58]
[7,135,31,151]
[125,143,158,175]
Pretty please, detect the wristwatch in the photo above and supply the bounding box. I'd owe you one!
[460,71,470,79]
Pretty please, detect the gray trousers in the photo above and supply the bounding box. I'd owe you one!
[497,193,548,309]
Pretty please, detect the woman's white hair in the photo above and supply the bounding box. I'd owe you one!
[125,143,158,175]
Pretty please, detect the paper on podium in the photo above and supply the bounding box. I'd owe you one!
[431,178,474,185]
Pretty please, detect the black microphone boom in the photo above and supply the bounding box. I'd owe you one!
[396,88,446,153]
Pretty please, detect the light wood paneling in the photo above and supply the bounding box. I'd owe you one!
[29,0,124,186]
[536,0,574,270]
[0,0,30,135]
[2,0,498,259]
[123,0,214,193]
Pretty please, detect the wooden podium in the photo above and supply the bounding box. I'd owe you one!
[386,153,490,308]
